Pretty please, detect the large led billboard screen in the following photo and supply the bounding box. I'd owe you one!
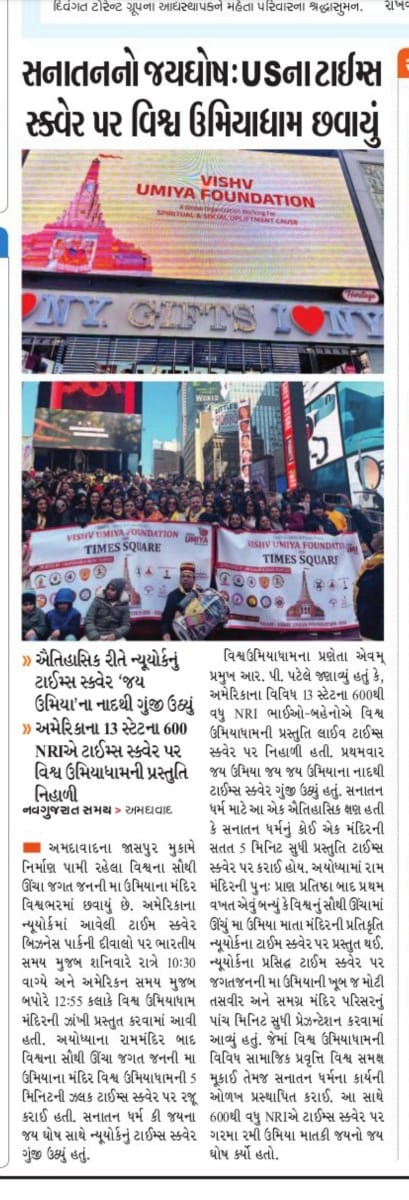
[22,150,380,288]
[303,380,384,504]
[33,408,142,452]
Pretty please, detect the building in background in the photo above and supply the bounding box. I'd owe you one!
[22,149,384,376]
[179,380,284,484]
[152,439,181,477]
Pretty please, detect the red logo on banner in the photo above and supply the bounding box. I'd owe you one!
[291,305,325,335]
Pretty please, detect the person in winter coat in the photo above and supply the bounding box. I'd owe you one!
[46,587,81,641]
[84,577,131,641]
[284,503,305,533]
[353,532,384,640]
[22,591,48,640]
[304,500,339,536]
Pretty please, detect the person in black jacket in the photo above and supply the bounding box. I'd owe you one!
[353,532,384,640]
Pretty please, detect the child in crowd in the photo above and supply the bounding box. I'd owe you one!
[22,591,48,641]
[46,587,81,641]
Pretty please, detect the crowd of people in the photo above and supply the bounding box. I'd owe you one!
[22,465,381,541]
[21,466,384,640]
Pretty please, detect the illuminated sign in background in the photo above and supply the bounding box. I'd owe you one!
[44,381,140,413]
[303,380,384,501]
[22,150,379,288]
[33,408,142,452]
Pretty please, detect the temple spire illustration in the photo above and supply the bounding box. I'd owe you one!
[122,556,141,608]
[23,156,152,274]
[286,570,324,620]
[60,157,105,228]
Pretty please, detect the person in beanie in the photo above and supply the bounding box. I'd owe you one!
[22,591,48,641]
[46,587,81,641]
[160,562,199,640]
[84,577,131,641]
[304,500,339,536]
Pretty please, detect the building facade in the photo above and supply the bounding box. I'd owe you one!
[152,440,181,476]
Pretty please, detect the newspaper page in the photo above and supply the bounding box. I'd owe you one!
[1,0,408,1187]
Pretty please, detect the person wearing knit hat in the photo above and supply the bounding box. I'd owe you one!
[304,499,339,536]
[46,587,81,641]
[160,562,198,640]
[22,590,48,641]
[84,577,131,641]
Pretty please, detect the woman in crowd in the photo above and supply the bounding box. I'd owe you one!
[284,503,306,533]
[96,496,115,522]
[88,489,103,522]
[166,495,184,522]
[228,512,245,531]
[144,498,164,522]
[219,498,234,527]
[112,496,124,520]
[243,497,258,530]
[51,497,73,528]
[34,496,53,531]
[73,493,91,527]
[123,498,137,520]
[158,495,169,518]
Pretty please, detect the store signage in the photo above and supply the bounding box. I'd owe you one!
[22,289,384,345]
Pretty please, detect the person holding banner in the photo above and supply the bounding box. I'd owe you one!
[161,562,230,642]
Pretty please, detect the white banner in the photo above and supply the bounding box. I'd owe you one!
[216,528,363,631]
[28,520,213,621]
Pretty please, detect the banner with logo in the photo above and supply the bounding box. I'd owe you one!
[28,521,213,622]
[215,529,363,631]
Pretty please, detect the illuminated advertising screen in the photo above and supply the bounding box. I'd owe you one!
[303,380,384,501]
[304,389,343,470]
[39,380,141,413]
[22,150,379,288]
[191,382,225,405]
[347,448,384,506]
[33,408,142,452]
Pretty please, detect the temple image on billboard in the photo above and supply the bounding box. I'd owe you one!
[286,571,325,620]
[22,157,152,275]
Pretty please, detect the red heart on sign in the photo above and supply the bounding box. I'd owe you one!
[291,305,325,336]
[22,293,38,319]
